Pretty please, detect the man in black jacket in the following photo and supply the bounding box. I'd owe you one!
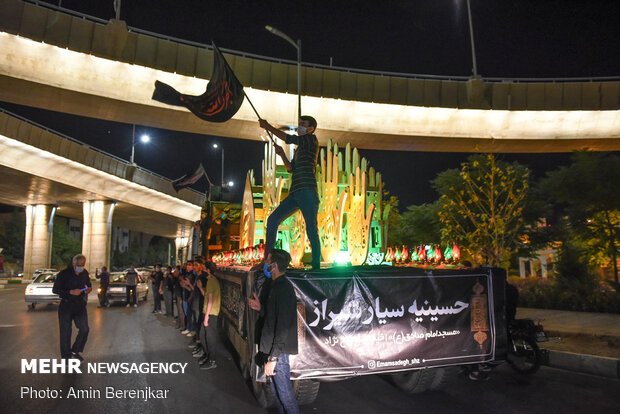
[248,249,299,414]
[52,254,92,360]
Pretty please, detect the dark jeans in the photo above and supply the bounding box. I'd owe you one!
[58,301,89,358]
[163,290,173,316]
[200,314,218,361]
[265,189,320,267]
[98,285,109,306]
[269,353,299,414]
[126,285,137,305]
[152,284,161,311]
[175,298,185,329]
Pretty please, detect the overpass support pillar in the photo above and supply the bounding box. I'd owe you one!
[82,201,116,273]
[174,224,194,264]
[23,205,56,279]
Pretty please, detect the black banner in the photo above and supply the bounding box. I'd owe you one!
[152,43,244,123]
[286,266,507,380]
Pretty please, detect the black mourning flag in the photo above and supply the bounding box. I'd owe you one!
[152,43,244,123]
[172,164,206,192]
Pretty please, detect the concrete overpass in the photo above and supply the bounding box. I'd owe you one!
[0,109,204,278]
[0,0,619,153]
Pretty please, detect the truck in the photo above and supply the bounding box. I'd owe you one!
[216,263,508,407]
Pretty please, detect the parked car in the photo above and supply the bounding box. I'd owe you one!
[101,272,149,303]
[18,268,58,279]
[24,272,59,309]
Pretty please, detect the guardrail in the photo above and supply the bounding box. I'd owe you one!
[25,0,620,84]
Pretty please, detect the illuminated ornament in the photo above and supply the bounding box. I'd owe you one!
[444,244,453,262]
[434,244,442,263]
[418,245,426,262]
[395,248,401,262]
[452,243,461,262]
[401,245,409,263]
[410,247,419,262]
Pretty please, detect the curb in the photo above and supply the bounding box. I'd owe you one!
[544,349,620,379]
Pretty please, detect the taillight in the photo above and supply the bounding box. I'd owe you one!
[97,287,102,294]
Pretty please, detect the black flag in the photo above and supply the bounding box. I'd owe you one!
[172,164,206,192]
[152,43,244,123]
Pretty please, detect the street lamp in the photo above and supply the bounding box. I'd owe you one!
[130,124,150,164]
[265,25,301,122]
[213,143,224,188]
[465,0,479,77]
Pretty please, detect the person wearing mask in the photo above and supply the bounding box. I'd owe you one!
[96,266,110,308]
[125,265,139,308]
[259,116,321,270]
[52,254,92,360]
[248,249,299,413]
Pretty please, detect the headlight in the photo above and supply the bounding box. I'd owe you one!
[25,286,33,294]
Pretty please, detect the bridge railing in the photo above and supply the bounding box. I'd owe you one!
[23,0,620,84]
[0,107,205,205]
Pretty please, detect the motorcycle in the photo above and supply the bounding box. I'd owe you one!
[506,318,548,375]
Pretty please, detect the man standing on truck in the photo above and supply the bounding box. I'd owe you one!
[248,249,299,414]
[259,117,321,270]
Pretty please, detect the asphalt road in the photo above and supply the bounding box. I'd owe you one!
[1,284,618,414]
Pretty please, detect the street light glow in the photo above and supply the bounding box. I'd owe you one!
[140,134,150,143]
[228,181,234,187]
[213,143,218,148]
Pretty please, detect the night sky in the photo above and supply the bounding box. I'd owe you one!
[2,0,618,208]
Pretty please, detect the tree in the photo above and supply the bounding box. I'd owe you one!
[0,210,25,263]
[433,154,530,268]
[51,220,81,268]
[539,151,620,284]
[390,203,442,247]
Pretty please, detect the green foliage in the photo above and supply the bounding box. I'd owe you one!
[389,203,442,247]
[0,211,25,263]
[511,276,620,313]
[145,237,173,265]
[51,220,81,268]
[433,154,530,268]
[538,151,620,283]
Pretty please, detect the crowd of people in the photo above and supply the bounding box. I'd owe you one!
[144,259,222,370]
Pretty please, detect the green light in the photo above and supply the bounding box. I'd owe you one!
[334,250,351,266]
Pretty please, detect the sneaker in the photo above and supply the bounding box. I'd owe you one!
[199,356,209,365]
[200,360,217,370]
[468,371,489,381]
[186,331,195,337]
[71,352,84,361]
[158,310,163,314]
[126,304,130,307]
[192,347,203,355]
[152,310,157,313]
[188,343,199,348]
[193,351,205,358]
[133,304,138,308]
[181,329,190,334]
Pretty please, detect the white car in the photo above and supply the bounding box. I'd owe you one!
[18,268,58,279]
[24,272,59,309]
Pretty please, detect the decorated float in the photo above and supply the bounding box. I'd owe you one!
[212,138,508,408]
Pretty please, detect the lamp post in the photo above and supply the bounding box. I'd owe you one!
[265,25,301,123]
[213,143,224,188]
[465,0,479,77]
[130,124,150,165]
